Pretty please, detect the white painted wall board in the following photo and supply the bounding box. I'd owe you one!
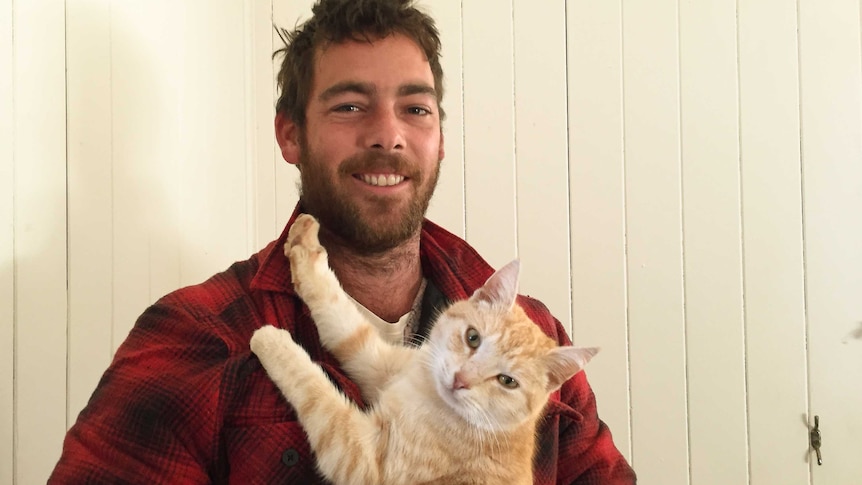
[272,1,309,230]
[13,1,68,482]
[175,0,250,287]
[512,0,572,335]
[110,2,182,348]
[0,0,14,481]
[738,0,810,482]
[799,0,862,482]
[250,0,280,249]
[462,0,517,269]
[65,0,114,428]
[566,0,632,461]
[622,1,690,483]
[679,1,749,483]
[421,0,466,237]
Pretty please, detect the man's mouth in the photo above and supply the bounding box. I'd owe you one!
[358,173,406,187]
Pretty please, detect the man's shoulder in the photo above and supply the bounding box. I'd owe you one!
[421,219,566,345]
[135,252,282,348]
[420,219,495,298]
[516,295,569,345]
[161,257,259,317]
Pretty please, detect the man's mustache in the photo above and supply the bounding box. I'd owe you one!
[338,152,422,182]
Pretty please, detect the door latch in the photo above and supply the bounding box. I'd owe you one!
[810,415,823,465]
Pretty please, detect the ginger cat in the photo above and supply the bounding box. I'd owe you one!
[250,214,598,485]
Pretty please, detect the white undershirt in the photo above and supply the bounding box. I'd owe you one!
[346,278,426,345]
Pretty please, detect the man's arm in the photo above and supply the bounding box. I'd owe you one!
[49,302,227,484]
[556,370,637,484]
[518,296,636,484]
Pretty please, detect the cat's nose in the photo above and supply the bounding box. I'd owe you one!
[452,371,471,390]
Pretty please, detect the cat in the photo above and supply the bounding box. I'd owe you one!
[250,214,598,485]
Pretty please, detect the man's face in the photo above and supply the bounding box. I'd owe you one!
[278,33,445,254]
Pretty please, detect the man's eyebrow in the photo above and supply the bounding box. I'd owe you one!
[318,81,438,102]
[399,83,438,99]
[318,81,376,102]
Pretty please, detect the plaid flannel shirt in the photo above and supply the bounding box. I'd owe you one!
[50,207,636,484]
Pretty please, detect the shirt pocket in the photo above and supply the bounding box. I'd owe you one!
[224,421,329,484]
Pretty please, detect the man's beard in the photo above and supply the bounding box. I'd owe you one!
[297,138,440,255]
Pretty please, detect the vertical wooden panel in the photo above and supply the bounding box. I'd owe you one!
[421,0,465,236]
[679,1,748,483]
[109,0,257,343]
[567,0,631,460]
[66,0,114,429]
[0,0,14,481]
[176,0,250,286]
[110,2,182,347]
[250,0,279,248]
[738,0,809,483]
[799,0,862,483]
[272,2,310,228]
[623,1,689,483]
[462,0,517,269]
[512,0,571,334]
[13,1,67,482]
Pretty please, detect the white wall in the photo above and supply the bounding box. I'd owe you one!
[3,1,862,484]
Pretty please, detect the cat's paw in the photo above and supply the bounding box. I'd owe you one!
[285,214,328,297]
[286,213,323,255]
[250,325,300,363]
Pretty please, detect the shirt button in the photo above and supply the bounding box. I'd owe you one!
[282,448,300,467]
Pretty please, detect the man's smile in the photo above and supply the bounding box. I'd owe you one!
[357,173,407,187]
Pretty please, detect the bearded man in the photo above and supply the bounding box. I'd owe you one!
[50,1,635,483]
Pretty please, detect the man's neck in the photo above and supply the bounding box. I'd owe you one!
[317,229,424,323]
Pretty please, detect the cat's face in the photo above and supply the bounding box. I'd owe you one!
[426,301,558,431]
[424,261,597,432]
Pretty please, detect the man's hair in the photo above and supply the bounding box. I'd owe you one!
[274,0,445,127]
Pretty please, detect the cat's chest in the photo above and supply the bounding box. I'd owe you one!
[375,403,532,485]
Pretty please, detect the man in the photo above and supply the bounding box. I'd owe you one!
[50,0,636,483]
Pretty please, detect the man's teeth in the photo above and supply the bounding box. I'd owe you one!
[360,174,405,187]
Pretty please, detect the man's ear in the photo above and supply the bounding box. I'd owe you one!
[438,130,445,161]
[275,112,301,166]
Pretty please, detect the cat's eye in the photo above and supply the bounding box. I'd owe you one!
[465,327,481,349]
[497,374,519,389]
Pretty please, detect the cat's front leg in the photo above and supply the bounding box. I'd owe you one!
[286,214,413,401]
[285,214,376,356]
[250,325,328,408]
[285,214,334,310]
[250,325,383,485]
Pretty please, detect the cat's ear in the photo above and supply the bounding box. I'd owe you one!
[470,259,520,311]
[543,346,599,392]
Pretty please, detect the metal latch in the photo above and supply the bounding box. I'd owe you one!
[810,415,823,465]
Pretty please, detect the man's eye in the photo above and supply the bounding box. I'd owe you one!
[407,106,431,116]
[333,105,361,113]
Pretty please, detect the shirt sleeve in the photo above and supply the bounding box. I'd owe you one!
[520,296,636,485]
[556,370,637,484]
[49,300,229,484]
[551,317,637,485]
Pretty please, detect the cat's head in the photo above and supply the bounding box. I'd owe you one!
[424,260,598,432]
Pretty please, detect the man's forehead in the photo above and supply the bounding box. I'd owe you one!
[310,35,435,99]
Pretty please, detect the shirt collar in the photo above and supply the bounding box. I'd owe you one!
[248,205,303,294]
[249,203,495,301]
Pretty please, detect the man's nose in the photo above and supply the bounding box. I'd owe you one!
[363,108,406,151]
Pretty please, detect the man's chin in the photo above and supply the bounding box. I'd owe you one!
[351,215,421,252]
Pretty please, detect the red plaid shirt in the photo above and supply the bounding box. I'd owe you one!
[50,208,636,484]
